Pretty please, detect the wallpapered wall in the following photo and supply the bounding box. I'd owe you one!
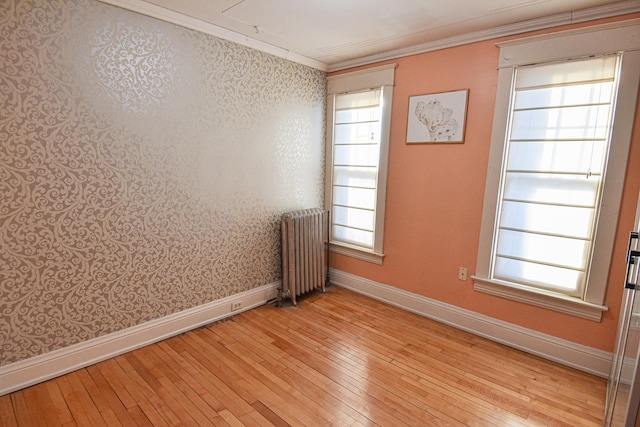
[0,0,326,365]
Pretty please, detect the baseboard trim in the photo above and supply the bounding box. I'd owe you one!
[0,282,279,396]
[330,268,612,378]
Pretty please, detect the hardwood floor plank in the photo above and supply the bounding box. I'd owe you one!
[93,359,138,409]
[21,383,59,427]
[217,409,247,427]
[165,339,261,419]
[54,376,95,427]
[169,334,265,412]
[145,343,227,426]
[77,366,134,426]
[209,320,375,425]
[246,313,458,425]
[65,371,109,427]
[10,391,37,427]
[0,393,18,427]
[251,400,290,427]
[4,286,606,426]
[126,349,208,426]
[115,354,184,426]
[230,322,408,422]
[97,409,122,427]
[124,405,154,427]
[135,400,172,427]
[250,301,510,424]
[312,290,604,422]
[44,380,75,425]
[194,327,344,426]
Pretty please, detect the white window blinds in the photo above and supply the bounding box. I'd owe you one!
[331,89,383,249]
[492,55,619,296]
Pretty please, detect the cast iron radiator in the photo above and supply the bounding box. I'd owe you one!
[279,208,329,305]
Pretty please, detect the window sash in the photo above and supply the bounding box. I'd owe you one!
[330,89,383,250]
[491,55,619,297]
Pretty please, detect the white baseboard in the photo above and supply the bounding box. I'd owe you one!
[0,282,279,396]
[330,268,613,378]
[1,272,614,396]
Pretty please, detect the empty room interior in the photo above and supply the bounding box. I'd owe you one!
[2,0,640,425]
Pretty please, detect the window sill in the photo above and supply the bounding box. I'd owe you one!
[329,242,385,265]
[471,276,608,322]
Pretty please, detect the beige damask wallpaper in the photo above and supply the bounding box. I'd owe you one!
[0,0,326,365]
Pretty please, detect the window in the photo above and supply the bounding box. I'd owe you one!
[473,20,640,321]
[331,89,382,249]
[493,55,618,297]
[326,64,396,264]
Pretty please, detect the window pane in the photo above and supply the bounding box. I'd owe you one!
[334,144,379,167]
[496,229,589,269]
[507,140,606,173]
[332,166,376,188]
[333,186,376,210]
[511,104,612,140]
[494,257,583,293]
[500,201,594,239]
[515,56,617,88]
[332,205,374,231]
[515,82,614,110]
[335,106,380,124]
[334,122,380,144]
[335,89,381,109]
[332,224,373,248]
[502,173,599,206]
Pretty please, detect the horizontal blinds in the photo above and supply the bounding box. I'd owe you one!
[492,55,619,295]
[331,89,382,249]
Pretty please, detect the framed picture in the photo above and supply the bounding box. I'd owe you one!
[406,89,469,143]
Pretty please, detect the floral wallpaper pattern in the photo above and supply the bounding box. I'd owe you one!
[0,0,326,365]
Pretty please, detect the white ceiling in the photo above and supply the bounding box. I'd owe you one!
[104,0,640,70]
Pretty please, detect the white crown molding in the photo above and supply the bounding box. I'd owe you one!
[573,0,640,21]
[329,268,612,378]
[97,0,327,71]
[328,1,640,71]
[0,282,279,396]
[496,16,640,47]
[99,0,640,73]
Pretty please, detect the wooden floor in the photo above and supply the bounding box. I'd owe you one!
[1,286,606,426]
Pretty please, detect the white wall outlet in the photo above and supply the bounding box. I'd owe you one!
[458,267,468,281]
[231,301,242,311]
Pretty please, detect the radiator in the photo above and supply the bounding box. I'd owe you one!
[279,208,328,305]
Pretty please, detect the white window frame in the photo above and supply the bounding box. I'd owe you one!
[326,64,396,264]
[472,19,640,321]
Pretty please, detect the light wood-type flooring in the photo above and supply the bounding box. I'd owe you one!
[1,286,606,426]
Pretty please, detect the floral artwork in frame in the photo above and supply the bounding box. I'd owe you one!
[406,89,469,143]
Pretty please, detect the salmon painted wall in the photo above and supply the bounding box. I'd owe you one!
[330,15,640,352]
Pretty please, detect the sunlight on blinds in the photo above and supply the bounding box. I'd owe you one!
[331,89,382,248]
[492,55,619,295]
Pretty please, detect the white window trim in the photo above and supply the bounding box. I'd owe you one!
[472,19,640,321]
[326,64,396,264]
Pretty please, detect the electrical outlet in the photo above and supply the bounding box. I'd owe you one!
[231,301,242,311]
[458,267,468,281]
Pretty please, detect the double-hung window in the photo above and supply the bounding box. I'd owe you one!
[326,64,396,264]
[494,55,618,297]
[473,21,640,321]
